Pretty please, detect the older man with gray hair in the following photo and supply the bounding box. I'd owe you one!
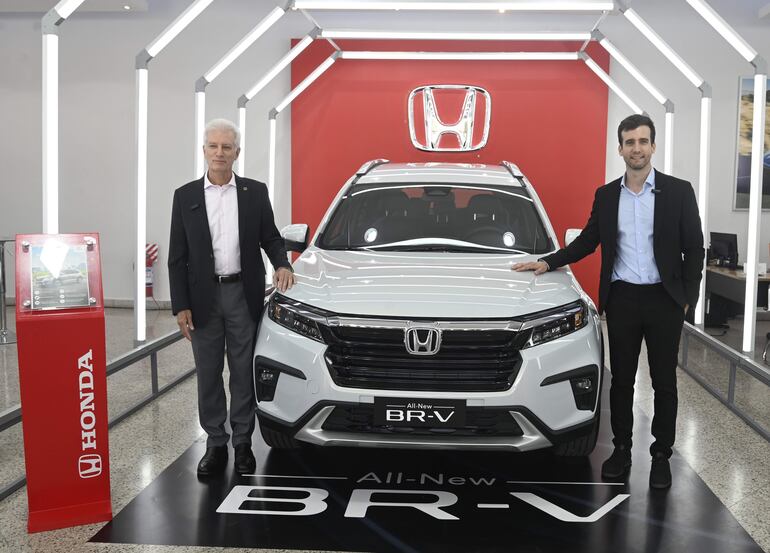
[168,118,294,476]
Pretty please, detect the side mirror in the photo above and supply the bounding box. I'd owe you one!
[565,228,581,246]
[281,224,309,253]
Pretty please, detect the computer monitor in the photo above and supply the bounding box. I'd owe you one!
[709,232,738,268]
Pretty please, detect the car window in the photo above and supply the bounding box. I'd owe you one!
[318,184,554,254]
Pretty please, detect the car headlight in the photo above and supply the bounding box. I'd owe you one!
[521,300,588,348]
[267,293,329,343]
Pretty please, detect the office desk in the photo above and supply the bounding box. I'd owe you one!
[706,265,770,309]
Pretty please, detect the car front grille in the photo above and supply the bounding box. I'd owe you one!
[321,325,526,392]
[321,405,524,437]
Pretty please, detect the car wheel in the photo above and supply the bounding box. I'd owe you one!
[260,425,301,449]
[552,411,600,457]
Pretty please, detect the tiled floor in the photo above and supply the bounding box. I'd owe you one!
[0,308,767,552]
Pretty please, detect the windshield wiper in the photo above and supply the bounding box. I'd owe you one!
[374,244,528,254]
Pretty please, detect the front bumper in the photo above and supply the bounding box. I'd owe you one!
[254,315,603,451]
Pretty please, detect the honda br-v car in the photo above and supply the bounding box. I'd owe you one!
[254,161,603,456]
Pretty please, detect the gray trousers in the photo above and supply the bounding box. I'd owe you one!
[190,281,257,447]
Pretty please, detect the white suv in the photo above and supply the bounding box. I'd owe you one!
[254,161,603,456]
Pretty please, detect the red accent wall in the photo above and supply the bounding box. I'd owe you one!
[291,40,609,304]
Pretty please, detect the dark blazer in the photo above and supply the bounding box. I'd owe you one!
[168,175,291,328]
[542,170,704,314]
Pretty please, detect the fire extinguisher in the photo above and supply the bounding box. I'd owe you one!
[145,243,159,298]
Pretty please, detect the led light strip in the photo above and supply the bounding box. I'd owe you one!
[294,1,615,11]
[339,51,580,60]
[582,55,643,114]
[322,30,592,41]
[623,8,704,88]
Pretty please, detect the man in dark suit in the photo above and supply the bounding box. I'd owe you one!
[168,119,294,476]
[513,114,704,489]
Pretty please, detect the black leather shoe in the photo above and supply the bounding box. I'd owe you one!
[601,445,632,479]
[197,445,228,476]
[649,453,672,489]
[234,444,256,475]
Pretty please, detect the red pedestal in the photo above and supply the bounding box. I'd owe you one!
[15,234,112,532]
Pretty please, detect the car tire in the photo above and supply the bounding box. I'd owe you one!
[260,425,301,449]
[552,411,600,457]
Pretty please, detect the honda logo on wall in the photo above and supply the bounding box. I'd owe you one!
[404,327,442,356]
[408,85,491,152]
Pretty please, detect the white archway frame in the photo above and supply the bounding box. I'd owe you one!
[125,0,766,351]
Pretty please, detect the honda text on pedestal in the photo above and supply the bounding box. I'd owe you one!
[254,161,603,456]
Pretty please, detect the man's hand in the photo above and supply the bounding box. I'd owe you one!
[273,267,295,293]
[177,309,194,341]
[511,261,549,275]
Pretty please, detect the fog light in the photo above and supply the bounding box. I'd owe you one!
[573,377,593,392]
[569,373,598,411]
[256,367,280,402]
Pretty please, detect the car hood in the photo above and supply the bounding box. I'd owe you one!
[281,248,586,319]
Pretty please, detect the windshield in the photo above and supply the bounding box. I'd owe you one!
[318,183,554,254]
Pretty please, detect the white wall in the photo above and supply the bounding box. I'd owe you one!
[0,0,768,305]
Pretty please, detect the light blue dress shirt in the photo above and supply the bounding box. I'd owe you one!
[611,169,662,284]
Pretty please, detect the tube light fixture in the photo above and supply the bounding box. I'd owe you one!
[664,110,674,174]
[42,33,59,234]
[694,96,711,326]
[237,106,247,176]
[41,0,86,234]
[321,30,592,41]
[245,34,315,100]
[194,7,287,178]
[268,117,278,203]
[294,1,615,11]
[339,51,580,61]
[134,0,214,343]
[194,91,206,177]
[275,54,337,113]
[598,37,667,105]
[742,74,768,352]
[203,7,285,83]
[134,67,149,343]
[582,55,643,114]
[685,0,757,63]
[623,8,703,88]
[146,0,214,58]
[53,0,86,19]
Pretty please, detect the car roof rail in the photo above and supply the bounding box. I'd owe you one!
[500,160,523,178]
[354,159,390,178]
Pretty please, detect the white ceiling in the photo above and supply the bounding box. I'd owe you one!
[0,0,766,23]
[0,0,147,13]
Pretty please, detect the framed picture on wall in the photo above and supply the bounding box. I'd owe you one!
[733,76,770,210]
